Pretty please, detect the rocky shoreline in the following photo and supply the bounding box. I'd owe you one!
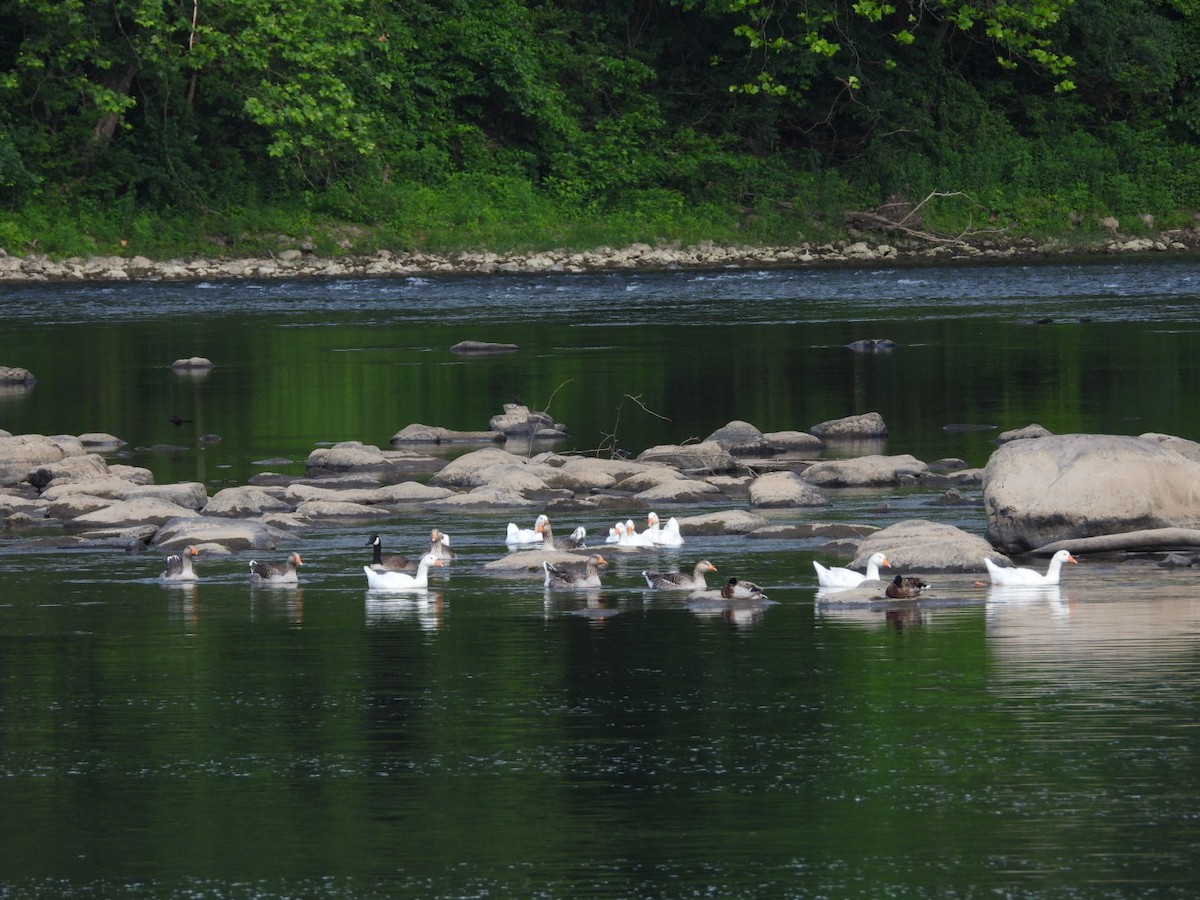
[2,229,1199,282]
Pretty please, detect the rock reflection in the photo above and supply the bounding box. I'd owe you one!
[365,590,444,630]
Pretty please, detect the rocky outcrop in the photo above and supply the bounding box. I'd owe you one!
[982,433,1200,553]
[748,471,830,507]
[0,366,36,385]
[995,423,1053,443]
[637,441,739,474]
[305,441,445,478]
[488,403,568,440]
[389,423,502,445]
[811,412,888,439]
[852,519,1005,572]
[802,454,930,487]
[704,420,777,457]
[153,515,295,551]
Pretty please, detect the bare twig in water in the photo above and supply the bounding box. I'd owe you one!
[594,393,673,458]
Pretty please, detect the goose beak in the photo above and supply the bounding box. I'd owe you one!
[1067,555,1078,564]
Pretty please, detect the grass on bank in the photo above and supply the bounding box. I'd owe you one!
[0,163,1195,263]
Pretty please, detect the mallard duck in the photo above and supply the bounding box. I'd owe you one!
[543,554,607,589]
[159,545,200,582]
[720,577,769,600]
[363,553,443,590]
[813,552,890,588]
[249,551,303,585]
[644,511,684,547]
[506,514,549,546]
[885,574,927,599]
[983,549,1077,586]
[643,560,717,590]
[366,534,419,572]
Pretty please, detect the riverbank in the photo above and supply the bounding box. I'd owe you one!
[1,228,1198,283]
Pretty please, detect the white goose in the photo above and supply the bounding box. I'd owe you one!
[644,512,684,547]
[506,514,548,546]
[813,552,891,588]
[983,549,1078,586]
[250,552,303,585]
[160,546,200,582]
[618,518,656,548]
[363,553,443,590]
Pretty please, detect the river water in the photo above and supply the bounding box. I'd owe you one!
[2,259,1200,896]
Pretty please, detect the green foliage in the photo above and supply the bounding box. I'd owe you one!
[0,0,1195,257]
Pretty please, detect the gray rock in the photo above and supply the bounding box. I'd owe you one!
[153,515,294,551]
[390,423,502,445]
[293,499,392,519]
[304,441,444,477]
[450,341,520,354]
[170,356,214,370]
[853,519,1005,572]
[673,509,769,535]
[802,454,930,487]
[761,430,823,452]
[0,434,75,484]
[633,478,722,504]
[705,420,777,457]
[995,423,1053,443]
[983,433,1200,553]
[0,366,36,385]
[748,471,831,507]
[78,432,126,449]
[29,453,111,488]
[429,447,523,489]
[1138,432,1200,462]
[70,496,201,529]
[810,412,888,439]
[489,403,567,438]
[637,441,739,474]
[203,486,293,518]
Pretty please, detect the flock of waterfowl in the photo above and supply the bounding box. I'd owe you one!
[156,509,1078,602]
[154,511,770,602]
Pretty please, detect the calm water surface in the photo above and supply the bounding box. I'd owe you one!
[2,259,1200,897]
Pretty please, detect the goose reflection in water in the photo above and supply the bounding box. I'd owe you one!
[251,589,304,627]
[544,588,619,623]
[366,592,444,631]
[986,583,1070,621]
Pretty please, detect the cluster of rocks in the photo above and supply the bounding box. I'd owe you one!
[388,403,568,447]
[2,229,1199,283]
[0,413,978,555]
[6,411,1200,585]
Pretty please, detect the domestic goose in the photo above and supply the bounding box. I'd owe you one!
[159,545,200,582]
[643,560,717,590]
[644,512,684,547]
[813,552,891,588]
[249,551,303,585]
[543,554,608,589]
[539,518,587,551]
[363,553,443,590]
[983,550,1077,586]
[506,514,549,546]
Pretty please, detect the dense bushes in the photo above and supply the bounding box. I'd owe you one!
[0,0,1196,259]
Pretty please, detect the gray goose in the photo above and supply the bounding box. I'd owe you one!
[250,551,304,585]
[159,545,200,582]
[540,519,587,551]
[543,554,607,589]
[643,560,718,590]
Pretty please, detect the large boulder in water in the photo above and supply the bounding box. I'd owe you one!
[852,519,1005,572]
[982,433,1200,553]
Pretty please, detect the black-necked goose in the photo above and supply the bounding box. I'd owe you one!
[643,560,717,590]
[543,554,607,589]
[366,534,419,573]
[249,551,303,585]
[159,545,200,581]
